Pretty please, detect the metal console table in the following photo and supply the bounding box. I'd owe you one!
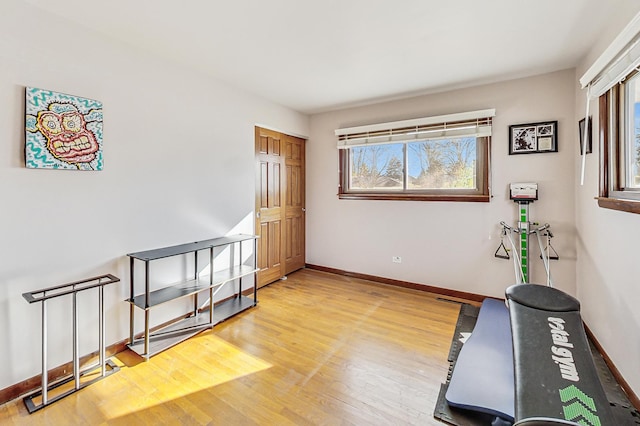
[21,273,120,413]
[126,234,259,360]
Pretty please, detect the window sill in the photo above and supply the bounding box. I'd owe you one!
[596,197,640,214]
[338,193,490,202]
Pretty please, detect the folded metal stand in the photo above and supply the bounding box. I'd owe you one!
[21,274,120,413]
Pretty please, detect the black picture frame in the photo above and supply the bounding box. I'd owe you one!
[509,121,558,155]
[579,116,592,154]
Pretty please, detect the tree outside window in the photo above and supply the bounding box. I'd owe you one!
[340,136,488,202]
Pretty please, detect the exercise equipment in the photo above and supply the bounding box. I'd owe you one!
[494,227,511,260]
[499,222,555,287]
[445,298,514,423]
[444,184,615,425]
[539,229,559,261]
[496,182,558,286]
[507,284,614,425]
[445,184,549,424]
[508,182,538,283]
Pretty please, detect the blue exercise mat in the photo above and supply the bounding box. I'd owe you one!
[445,298,515,422]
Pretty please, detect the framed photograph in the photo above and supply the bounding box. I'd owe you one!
[509,121,558,155]
[579,116,592,154]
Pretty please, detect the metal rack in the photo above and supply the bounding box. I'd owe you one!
[21,274,120,413]
[126,234,259,360]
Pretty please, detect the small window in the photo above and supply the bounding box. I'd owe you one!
[598,69,640,213]
[336,110,493,202]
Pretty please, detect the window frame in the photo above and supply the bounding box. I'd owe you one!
[597,73,640,214]
[338,136,491,202]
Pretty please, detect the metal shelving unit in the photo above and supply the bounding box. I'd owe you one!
[126,234,258,360]
[21,274,121,413]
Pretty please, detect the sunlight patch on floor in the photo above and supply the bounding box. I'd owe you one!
[90,333,272,421]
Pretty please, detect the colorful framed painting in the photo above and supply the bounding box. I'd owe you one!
[509,121,558,155]
[25,87,103,170]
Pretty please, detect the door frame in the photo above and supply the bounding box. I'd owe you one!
[254,126,306,288]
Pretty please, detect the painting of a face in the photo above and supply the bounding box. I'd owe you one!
[25,88,103,170]
[36,109,99,164]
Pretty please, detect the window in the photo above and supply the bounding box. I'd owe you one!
[336,110,494,202]
[622,72,640,190]
[580,11,640,214]
[598,69,640,214]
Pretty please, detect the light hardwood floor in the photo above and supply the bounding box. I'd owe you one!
[0,269,466,425]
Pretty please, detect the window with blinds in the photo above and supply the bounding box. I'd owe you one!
[335,109,495,202]
[581,10,640,214]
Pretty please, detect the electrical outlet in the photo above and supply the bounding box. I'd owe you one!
[392,256,402,263]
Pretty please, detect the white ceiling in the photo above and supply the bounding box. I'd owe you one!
[23,0,633,114]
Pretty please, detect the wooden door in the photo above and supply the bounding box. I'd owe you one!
[284,135,305,275]
[255,127,285,287]
[255,127,306,288]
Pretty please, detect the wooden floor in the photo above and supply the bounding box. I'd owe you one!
[0,269,466,425]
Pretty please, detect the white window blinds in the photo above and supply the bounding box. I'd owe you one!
[578,11,640,185]
[580,11,640,99]
[335,109,496,149]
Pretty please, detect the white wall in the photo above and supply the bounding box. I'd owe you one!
[307,70,577,299]
[574,4,640,396]
[307,7,640,397]
[4,0,638,404]
[0,1,308,391]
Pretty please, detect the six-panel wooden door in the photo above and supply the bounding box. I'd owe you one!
[255,127,305,288]
[284,134,305,275]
